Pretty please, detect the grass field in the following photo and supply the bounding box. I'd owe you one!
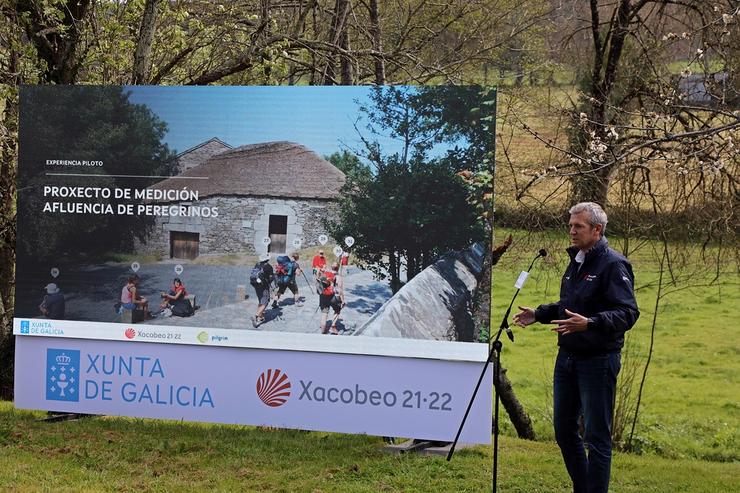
[1,401,739,492]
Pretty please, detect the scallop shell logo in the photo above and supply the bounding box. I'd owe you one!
[124,328,136,339]
[256,369,291,407]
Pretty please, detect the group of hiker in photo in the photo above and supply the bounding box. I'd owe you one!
[249,248,349,334]
[37,240,352,331]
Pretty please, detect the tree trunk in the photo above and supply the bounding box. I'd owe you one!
[323,0,351,85]
[339,21,352,84]
[572,0,636,205]
[570,166,610,206]
[368,0,385,84]
[132,0,162,84]
[495,364,536,440]
[388,251,400,293]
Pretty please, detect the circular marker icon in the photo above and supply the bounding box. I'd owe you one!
[333,245,343,257]
[292,238,302,248]
[131,262,140,273]
[344,236,355,248]
[318,234,328,245]
[174,264,184,276]
[262,236,272,245]
[50,268,60,279]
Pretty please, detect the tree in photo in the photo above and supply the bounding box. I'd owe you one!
[327,86,490,293]
[17,85,177,263]
[325,150,372,184]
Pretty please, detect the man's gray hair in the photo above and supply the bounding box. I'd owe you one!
[570,202,608,234]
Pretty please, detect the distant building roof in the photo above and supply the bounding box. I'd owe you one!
[678,72,729,105]
[176,137,232,158]
[152,141,346,200]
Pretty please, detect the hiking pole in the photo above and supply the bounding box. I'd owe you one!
[304,303,322,334]
[300,270,313,291]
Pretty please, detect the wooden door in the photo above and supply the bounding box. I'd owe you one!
[170,231,199,259]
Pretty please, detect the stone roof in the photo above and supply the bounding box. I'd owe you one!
[151,141,346,200]
[176,137,232,158]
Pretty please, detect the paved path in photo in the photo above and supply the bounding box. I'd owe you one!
[145,266,391,335]
[27,262,392,335]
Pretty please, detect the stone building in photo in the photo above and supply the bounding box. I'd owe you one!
[136,140,346,259]
[175,137,232,174]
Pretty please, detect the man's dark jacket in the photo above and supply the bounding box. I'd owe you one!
[535,237,639,355]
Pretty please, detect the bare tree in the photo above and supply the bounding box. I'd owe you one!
[132,0,163,84]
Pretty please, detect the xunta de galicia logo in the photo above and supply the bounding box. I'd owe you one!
[256,369,291,407]
[46,349,80,402]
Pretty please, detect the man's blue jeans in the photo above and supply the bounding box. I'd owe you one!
[554,351,621,493]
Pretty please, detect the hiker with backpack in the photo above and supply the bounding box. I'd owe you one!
[318,262,345,335]
[273,252,304,308]
[250,253,274,327]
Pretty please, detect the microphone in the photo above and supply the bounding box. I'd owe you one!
[498,248,547,342]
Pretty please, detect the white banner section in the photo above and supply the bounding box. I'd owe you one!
[15,336,493,444]
[13,318,487,362]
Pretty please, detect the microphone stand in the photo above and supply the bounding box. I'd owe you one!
[447,250,545,493]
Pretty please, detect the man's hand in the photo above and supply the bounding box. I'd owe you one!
[512,306,536,327]
[551,309,589,336]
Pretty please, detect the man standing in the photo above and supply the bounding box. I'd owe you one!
[250,253,273,328]
[513,202,639,493]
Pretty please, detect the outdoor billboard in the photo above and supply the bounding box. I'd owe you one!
[14,85,495,443]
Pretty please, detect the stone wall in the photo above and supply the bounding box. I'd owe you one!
[353,243,485,341]
[176,140,231,174]
[135,195,340,258]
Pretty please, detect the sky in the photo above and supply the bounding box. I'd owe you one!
[126,86,426,160]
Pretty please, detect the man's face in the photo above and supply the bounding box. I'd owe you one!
[319,252,324,258]
[569,211,601,251]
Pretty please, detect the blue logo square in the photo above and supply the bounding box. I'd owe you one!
[46,349,80,402]
[20,321,29,334]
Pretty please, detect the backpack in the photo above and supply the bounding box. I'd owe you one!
[275,255,295,285]
[317,271,335,296]
[249,263,268,287]
[171,298,194,317]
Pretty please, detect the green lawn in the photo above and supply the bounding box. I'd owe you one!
[1,402,739,492]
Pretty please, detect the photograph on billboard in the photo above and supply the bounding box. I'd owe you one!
[15,85,495,356]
